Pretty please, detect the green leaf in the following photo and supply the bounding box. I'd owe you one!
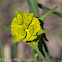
[27,0,39,17]
[38,4,50,10]
[39,6,57,22]
[38,4,62,17]
[53,10,62,17]
[0,35,4,62]
[42,45,51,62]
[27,40,42,62]
[0,25,11,32]
[37,29,47,35]
[32,49,37,62]
[27,40,39,50]
[13,5,21,15]
[11,43,18,58]
[36,0,38,2]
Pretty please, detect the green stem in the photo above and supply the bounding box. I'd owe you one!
[32,42,42,62]
[32,49,37,62]
[42,45,51,62]
[27,41,42,62]
[36,48,42,62]
[0,35,4,62]
[12,43,18,58]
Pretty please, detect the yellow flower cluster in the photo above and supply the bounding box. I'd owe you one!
[11,12,45,42]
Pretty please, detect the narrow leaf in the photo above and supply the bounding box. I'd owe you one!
[53,10,62,17]
[42,45,51,62]
[39,6,57,22]
[32,49,37,62]
[38,4,50,10]
[13,5,21,15]
[0,35,4,62]
[38,4,62,17]
[37,29,46,35]
[27,40,42,62]
[0,25,11,32]
[12,43,18,58]
[27,0,39,17]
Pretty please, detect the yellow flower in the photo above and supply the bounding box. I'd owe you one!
[11,12,46,42]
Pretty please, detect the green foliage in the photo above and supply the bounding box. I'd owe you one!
[26,0,54,61]
[0,35,4,62]
[32,49,37,62]
[39,6,57,22]
[38,4,62,17]
[27,40,42,62]
[0,25,11,32]
[11,43,18,58]
[54,11,62,17]
[1,0,62,62]
[42,45,51,62]
[13,5,21,16]
[27,0,39,17]
[38,4,50,10]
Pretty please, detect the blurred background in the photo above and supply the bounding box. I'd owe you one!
[0,0,62,62]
